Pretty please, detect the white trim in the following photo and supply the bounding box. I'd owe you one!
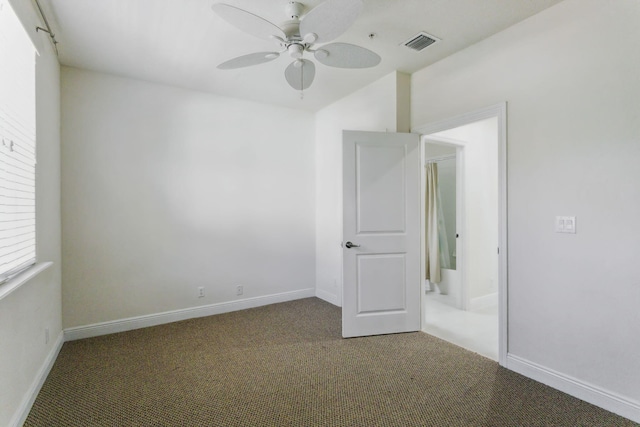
[425,154,456,163]
[507,354,640,424]
[469,292,498,311]
[455,146,466,310]
[0,262,53,301]
[413,102,508,367]
[9,331,64,427]
[64,288,315,341]
[412,103,507,135]
[316,288,339,306]
[421,134,468,147]
[419,143,426,331]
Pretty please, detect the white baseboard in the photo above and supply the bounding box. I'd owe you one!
[316,288,340,307]
[507,354,640,424]
[10,331,64,427]
[469,292,498,311]
[64,288,315,341]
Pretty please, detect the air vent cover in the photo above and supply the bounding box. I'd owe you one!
[403,32,440,51]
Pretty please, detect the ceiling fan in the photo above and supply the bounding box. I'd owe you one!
[211,0,381,92]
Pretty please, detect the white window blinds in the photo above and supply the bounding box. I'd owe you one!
[0,0,37,284]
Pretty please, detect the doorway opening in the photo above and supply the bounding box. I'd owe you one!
[423,140,463,308]
[414,103,507,364]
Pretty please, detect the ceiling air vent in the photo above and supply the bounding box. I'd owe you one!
[402,32,440,52]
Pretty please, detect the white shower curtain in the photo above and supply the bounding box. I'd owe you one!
[436,182,451,271]
[425,163,441,283]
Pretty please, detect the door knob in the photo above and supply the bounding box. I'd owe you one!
[345,241,360,249]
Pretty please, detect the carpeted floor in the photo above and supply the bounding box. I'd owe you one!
[25,298,637,426]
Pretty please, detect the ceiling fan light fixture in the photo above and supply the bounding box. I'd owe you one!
[288,43,304,58]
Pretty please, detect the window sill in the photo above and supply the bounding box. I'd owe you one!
[0,262,53,302]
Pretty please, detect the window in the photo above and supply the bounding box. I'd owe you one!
[0,0,37,284]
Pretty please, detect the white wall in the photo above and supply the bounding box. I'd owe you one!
[61,67,316,328]
[314,71,410,306]
[431,118,499,301]
[0,1,62,425]
[412,0,640,420]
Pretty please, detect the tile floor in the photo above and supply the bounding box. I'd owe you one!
[422,292,499,361]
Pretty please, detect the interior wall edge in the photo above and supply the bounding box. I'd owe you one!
[315,287,340,306]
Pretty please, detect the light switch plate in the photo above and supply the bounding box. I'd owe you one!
[556,216,576,233]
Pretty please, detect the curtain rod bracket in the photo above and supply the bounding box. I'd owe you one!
[36,26,53,36]
[34,0,59,55]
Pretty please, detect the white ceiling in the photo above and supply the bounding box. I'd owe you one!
[40,0,563,111]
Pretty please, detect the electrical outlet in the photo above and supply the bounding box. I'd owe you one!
[198,286,205,298]
[236,285,243,296]
[45,327,50,344]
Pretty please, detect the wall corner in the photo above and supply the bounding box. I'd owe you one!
[396,71,411,133]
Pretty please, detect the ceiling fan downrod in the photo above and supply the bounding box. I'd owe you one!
[285,1,304,19]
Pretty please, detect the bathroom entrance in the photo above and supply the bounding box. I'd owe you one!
[415,104,506,363]
[424,142,462,307]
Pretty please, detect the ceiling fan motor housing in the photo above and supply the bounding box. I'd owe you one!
[280,19,302,40]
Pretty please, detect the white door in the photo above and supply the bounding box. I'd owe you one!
[342,130,421,338]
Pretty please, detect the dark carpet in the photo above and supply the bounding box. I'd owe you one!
[25,298,637,426]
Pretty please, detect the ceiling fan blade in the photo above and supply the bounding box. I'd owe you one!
[284,60,316,90]
[299,0,362,44]
[217,52,280,70]
[212,3,285,41]
[314,43,380,68]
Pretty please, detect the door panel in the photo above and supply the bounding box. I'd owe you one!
[357,144,406,233]
[342,130,420,338]
[357,254,406,313]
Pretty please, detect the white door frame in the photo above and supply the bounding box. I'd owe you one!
[413,102,508,366]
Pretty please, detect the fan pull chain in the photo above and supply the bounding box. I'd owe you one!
[300,62,305,100]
